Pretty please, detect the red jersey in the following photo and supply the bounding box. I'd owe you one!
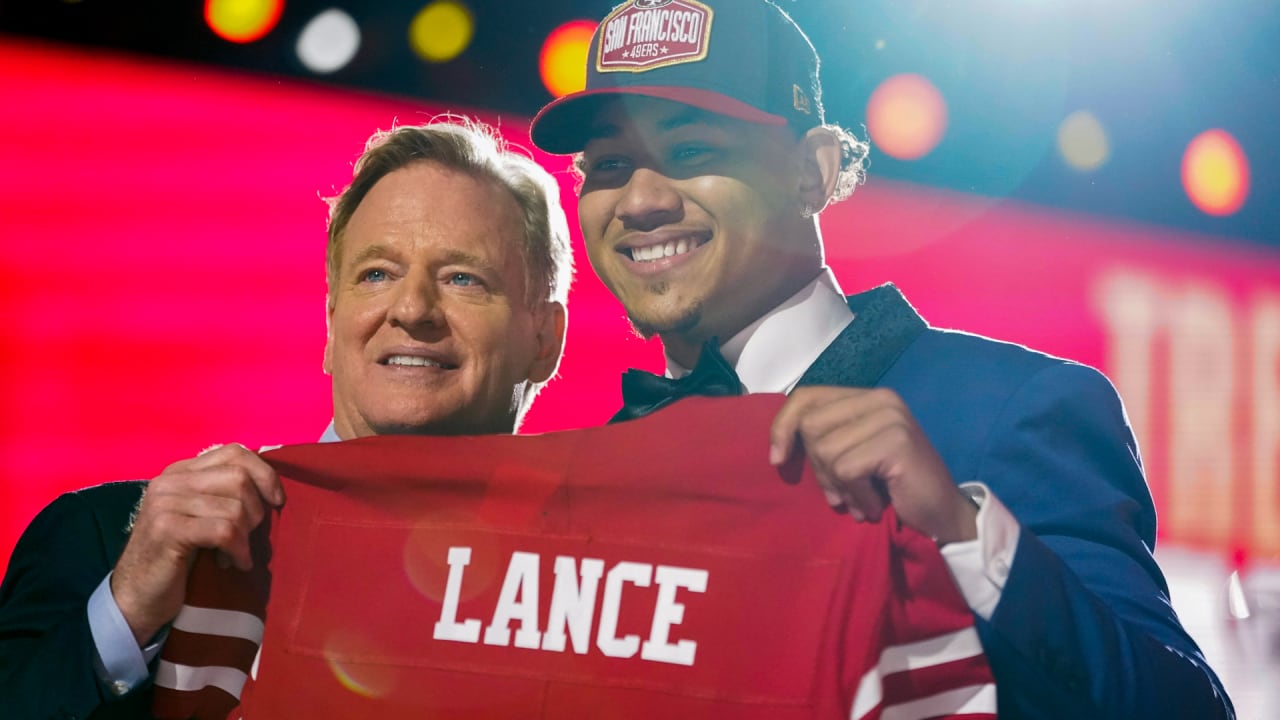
[153,395,995,719]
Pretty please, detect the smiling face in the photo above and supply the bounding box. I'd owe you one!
[576,97,824,363]
[324,161,565,438]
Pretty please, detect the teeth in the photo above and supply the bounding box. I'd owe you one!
[386,355,444,368]
[631,238,701,262]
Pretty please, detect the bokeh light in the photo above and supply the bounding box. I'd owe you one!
[204,0,284,44]
[1182,129,1250,216]
[866,73,948,161]
[403,523,502,603]
[324,631,399,698]
[296,9,361,75]
[540,20,596,98]
[409,1,474,64]
[1057,110,1110,172]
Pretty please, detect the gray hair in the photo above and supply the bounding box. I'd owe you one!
[327,117,574,307]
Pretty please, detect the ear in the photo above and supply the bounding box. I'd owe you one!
[527,300,568,385]
[322,293,335,376]
[797,126,842,214]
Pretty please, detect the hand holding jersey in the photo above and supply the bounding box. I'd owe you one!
[770,387,979,546]
[112,444,283,646]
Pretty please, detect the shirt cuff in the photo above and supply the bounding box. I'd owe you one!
[939,482,1020,620]
[87,572,166,697]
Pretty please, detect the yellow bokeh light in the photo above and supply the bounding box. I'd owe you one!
[1057,110,1110,172]
[204,0,284,44]
[865,74,948,161]
[540,20,596,98]
[409,1,475,64]
[1182,129,1250,216]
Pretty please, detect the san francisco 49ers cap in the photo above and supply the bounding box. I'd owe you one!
[529,0,824,155]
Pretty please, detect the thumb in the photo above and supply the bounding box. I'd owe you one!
[770,394,811,465]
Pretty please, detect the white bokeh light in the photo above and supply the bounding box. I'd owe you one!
[296,9,360,74]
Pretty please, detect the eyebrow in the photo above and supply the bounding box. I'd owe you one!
[346,244,394,269]
[345,245,494,272]
[436,248,495,271]
[583,120,619,144]
[657,107,725,133]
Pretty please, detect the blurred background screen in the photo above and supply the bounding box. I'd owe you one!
[0,0,1276,714]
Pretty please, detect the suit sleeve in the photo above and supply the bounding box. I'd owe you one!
[0,490,154,720]
[973,361,1234,718]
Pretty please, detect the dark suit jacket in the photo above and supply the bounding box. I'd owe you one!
[0,481,151,720]
[796,285,1233,718]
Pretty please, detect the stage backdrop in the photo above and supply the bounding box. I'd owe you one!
[1,39,1277,574]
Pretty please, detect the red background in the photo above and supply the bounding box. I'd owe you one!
[2,39,1277,570]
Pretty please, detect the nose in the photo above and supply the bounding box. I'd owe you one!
[615,167,682,231]
[387,270,445,331]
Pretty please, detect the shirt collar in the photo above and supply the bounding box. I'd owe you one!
[319,421,341,443]
[666,268,854,394]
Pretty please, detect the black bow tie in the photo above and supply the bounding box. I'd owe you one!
[611,338,743,424]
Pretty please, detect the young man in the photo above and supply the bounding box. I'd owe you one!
[0,118,572,720]
[529,1,1233,717]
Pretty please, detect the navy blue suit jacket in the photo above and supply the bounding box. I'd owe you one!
[0,481,150,720]
[796,285,1232,718]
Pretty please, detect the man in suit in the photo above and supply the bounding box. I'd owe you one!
[528,0,1233,716]
[0,118,572,720]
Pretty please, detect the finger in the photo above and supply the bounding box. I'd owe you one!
[770,387,860,464]
[808,447,884,521]
[155,444,249,487]
[187,446,284,507]
[826,426,909,522]
[149,466,268,529]
[793,402,897,514]
[793,389,906,446]
[240,452,285,508]
[131,505,252,572]
[140,491,260,540]
[799,401,906,463]
[190,517,253,570]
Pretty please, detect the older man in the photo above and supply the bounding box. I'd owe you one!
[529,1,1232,718]
[0,118,572,720]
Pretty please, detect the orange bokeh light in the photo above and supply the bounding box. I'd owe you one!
[1182,129,1250,216]
[540,20,596,98]
[866,73,948,161]
[204,0,284,44]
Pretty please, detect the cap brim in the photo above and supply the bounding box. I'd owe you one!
[529,86,789,155]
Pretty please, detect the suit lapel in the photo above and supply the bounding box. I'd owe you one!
[796,283,927,389]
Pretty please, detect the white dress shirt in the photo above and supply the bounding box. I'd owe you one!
[667,268,1019,620]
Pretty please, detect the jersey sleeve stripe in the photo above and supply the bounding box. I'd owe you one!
[876,627,985,674]
[172,605,266,643]
[154,659,249,696]
[877,683,997,720]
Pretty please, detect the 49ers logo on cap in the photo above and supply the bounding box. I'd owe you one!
[596,0,714,73]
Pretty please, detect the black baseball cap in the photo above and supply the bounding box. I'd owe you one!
[529,0,824,155]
